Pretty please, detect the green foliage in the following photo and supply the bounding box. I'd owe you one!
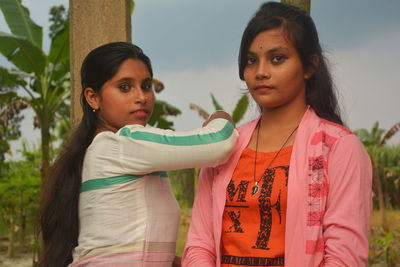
[0,1,70,191]
[0,142,41,257]
[355,122,400,209]
[191,93,249,124]
[355,122,385,150]
[232,94,249,124]
[0,0,43,48]
[369,209,400,266]
[377,145,400,208]
[131,0,135,15]
[148,100,181,130]
[211,93,224,111]
[49,5,67,39]
[168,169,195,210]
[0,77,27,161]
[0,31,46,75]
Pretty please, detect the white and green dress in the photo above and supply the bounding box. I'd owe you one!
[70,118,238,266]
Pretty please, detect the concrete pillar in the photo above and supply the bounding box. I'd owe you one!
[69,0,131,128]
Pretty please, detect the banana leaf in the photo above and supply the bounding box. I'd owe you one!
[232,94,249,124]
[48,23,69,66]
[0,0,42,48]
[211,93,223,111]
[0,32,46,75]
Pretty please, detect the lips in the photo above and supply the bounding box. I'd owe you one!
[131,109,149,118]
[254,85,273,92]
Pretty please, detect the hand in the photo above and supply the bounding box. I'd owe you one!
[203,110,235,127]
[172,256,181,267]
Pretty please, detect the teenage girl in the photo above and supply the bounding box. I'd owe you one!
[183,2,372,266]
[40,42,238,267]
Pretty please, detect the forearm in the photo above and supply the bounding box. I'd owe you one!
[118,118,238,173]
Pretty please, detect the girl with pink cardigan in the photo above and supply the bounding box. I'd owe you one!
[183,2,372,267]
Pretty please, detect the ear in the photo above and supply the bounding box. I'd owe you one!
[84,87,100,110]
[304,54,319,80]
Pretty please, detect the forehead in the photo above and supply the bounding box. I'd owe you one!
[111,59,150,80]
[249,28,293,50]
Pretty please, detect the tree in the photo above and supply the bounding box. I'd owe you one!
[0,142,41,258]
[355,121,400,231]
[0,68,27,162]
[0,0,70,192]
[377,145,400,209]
[281,0,311,13]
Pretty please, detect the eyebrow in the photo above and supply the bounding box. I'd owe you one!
[115,77,152,83]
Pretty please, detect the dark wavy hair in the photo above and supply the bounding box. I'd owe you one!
[39,42,153,267]
[239,1,343,125]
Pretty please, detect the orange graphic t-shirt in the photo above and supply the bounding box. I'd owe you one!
[221,146,292,266]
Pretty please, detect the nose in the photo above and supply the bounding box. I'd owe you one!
[133,87,146,104]
[255,60,271,80]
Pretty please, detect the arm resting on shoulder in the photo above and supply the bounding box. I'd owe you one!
[116,118,238,174]
[323,134,372,266]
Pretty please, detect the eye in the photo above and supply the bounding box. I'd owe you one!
[141,80,152,91]
[246,56,257,65]
[119,83,130,92]
[271,55,287,64]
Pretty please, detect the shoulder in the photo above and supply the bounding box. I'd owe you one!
[319,119,354,138]
[308,117,357,149]
[314,119,368,160]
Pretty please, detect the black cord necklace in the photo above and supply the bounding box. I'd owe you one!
[252,119,299,196]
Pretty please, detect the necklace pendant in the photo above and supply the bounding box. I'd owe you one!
[252,182,259,196]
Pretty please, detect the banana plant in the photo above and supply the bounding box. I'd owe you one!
[0,0,70,190]
[189,93,249,124]
[355,121,400,231]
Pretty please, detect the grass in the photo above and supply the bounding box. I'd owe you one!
[369,210,400,266]
[176,209,400,266]
[176,209,192,257]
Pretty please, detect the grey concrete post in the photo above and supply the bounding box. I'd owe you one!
[69,0,131,128]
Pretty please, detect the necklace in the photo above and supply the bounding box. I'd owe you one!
[252,119,299,196]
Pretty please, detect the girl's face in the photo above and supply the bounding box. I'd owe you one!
[86,59,155,132]
[243,28,312,111]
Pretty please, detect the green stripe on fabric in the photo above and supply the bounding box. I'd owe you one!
[80,171,168,193]
[119,121,235,146]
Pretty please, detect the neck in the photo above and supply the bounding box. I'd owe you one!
[260,102,307,132]
[247,102,306,152]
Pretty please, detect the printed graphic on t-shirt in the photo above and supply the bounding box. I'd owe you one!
[221,147,292,266]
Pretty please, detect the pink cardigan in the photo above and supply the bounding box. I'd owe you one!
[183,108,372,267]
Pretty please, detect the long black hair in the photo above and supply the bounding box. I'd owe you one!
[39,42,153,267]
[239,1,343,125]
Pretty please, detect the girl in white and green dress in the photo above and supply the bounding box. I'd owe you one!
[40,42,238,267]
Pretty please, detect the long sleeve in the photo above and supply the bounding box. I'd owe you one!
[182,167,217,267]
[83,118,238,178]
[323,134,372,266]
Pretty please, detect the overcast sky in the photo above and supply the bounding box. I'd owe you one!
[1,0,400,160]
